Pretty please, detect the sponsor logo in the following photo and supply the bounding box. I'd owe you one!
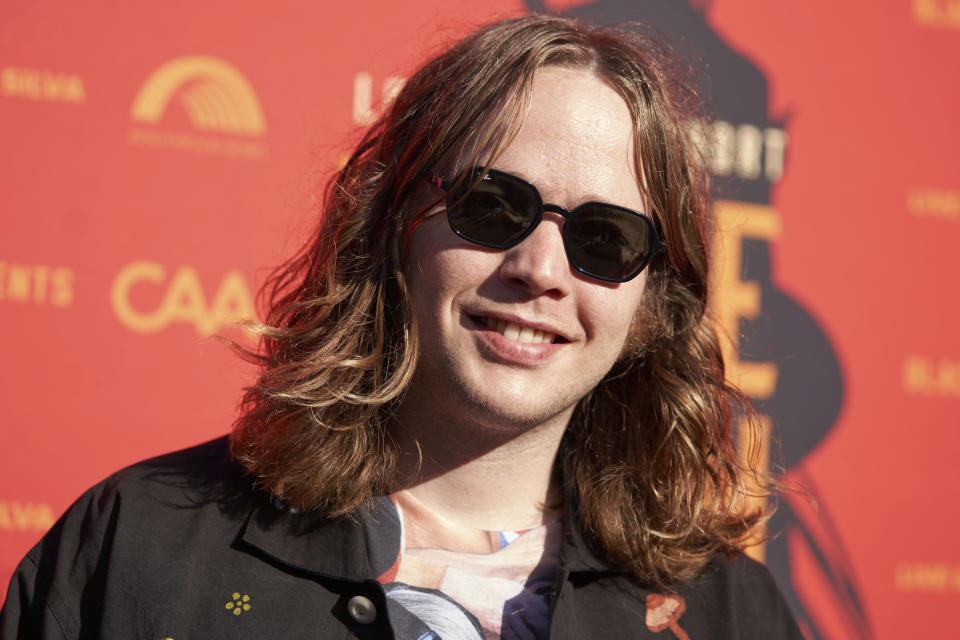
[128,56,266,159]
[908,187,960,221]
[903,355,960,397]
[710,200,782,562]
[0,500,55,532]
[692,122,788,183]
[110,261,256,336]
[334,71,406,168]
[913,0,960,28]
[896,562,960,592]
[0,262,74,306]
[0,66,85,104]
[711,200,782,399]
[352,71,405,126]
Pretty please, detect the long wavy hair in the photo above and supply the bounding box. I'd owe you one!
[231,15,771,588]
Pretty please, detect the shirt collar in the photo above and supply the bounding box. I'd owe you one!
[237,477,619,578]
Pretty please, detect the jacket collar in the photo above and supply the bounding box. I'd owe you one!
[558,481,621,574]
[239,493,402,581]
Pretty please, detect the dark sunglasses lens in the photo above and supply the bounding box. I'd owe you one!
[564,205,654,281]
[447,171,539,248]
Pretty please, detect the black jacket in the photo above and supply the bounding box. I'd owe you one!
[2,437,803,639]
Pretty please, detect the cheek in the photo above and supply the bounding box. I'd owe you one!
[406,256,448,331]
[407,233,495,327]
[584,276,647,356]
[405,218,454,313]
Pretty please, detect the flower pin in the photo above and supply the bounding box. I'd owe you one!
[225,592,252,616]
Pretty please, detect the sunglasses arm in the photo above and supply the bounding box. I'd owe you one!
[429,175,453,191]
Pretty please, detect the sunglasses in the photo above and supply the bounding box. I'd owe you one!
[431,167,665,283]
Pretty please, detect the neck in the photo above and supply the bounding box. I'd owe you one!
[389,408,570,532]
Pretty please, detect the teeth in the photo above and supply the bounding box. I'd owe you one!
[482,317,556,344]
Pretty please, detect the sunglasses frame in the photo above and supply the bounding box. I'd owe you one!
[430,167,666,283]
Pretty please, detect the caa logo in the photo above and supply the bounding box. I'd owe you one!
[127,56,266,158]
[111,261,256,336]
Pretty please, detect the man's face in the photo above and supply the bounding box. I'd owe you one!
[403,66,648,432]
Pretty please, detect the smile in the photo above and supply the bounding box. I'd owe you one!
[478,316,560,344]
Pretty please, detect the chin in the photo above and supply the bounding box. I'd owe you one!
[450,375,586,433]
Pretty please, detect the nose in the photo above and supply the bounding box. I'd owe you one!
[498,214,572,299]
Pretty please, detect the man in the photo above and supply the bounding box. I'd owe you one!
[3,15,802,639]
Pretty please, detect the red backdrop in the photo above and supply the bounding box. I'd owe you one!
[2,1,959,638]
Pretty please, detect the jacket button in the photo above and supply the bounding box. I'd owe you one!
[347,595,377,624]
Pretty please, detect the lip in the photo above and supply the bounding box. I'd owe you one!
[466,312,571,365]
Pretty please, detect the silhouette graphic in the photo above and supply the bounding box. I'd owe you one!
[526,1,870,637]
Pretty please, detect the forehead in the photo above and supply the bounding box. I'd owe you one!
[489,66,643,211]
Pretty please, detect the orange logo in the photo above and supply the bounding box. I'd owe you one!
[913,0,960,28]
[903,355,960,398]
[1,66,85,104]
[709,200,783,562]
[710,200,782,400]
[896,562,960,592]
[0,500,55,532]
[0,262,74,307]
[352,71,405,126]
[127,56,266,158]
[908,187,960,222]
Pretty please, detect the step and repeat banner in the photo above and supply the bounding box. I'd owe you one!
[2,1,958,637]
